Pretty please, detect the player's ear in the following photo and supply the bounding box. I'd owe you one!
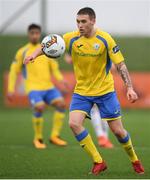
[91,18,96,25]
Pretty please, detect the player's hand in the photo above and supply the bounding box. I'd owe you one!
[23,55,35,65]
[126,87,138,103]
[23,47,43,64]
[7,92,14,102]
[64,54,72,64]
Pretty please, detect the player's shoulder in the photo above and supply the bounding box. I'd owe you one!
[48,58,59,69]
[42,55,58,65]
[50,59,59,66]
[96,29,114,42]
[63,31,80,40]
[16,43,30,55]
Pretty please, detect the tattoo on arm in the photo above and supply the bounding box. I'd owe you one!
[115,62,133,88]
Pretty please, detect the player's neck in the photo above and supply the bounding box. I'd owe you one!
[84,28,97,38]
[30,42,40,46]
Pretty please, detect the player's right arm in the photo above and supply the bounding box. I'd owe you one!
[24,47,43,64]
[7,48,23,101]
[24,32,74,64]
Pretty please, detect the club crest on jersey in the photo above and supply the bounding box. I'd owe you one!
[93,43,100,50]
[113,45,120,53]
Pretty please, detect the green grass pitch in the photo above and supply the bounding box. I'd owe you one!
[0,108,150,179]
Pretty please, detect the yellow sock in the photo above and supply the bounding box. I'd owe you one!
[32,116,44,140]
[119,133,138,162]
[76,129,103,163]
[50,111,65,138]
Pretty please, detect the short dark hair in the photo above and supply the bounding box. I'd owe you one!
[28,23,41,32]
[77,7,96,19]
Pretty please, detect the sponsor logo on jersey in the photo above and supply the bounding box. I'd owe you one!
[76,52,99,57]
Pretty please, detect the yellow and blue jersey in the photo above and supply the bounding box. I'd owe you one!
[63,29,124,96]
[8,43,63,94]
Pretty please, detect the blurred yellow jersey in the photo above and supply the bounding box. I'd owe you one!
[63,29,124,96]
[8,43,63,93]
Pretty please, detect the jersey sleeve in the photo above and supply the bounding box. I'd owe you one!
[49,59,63,81]
[14,48,24,70]
[63,33,70,53]
[8,48,23,93]
[107,34,124,64]
[63,31,79,55]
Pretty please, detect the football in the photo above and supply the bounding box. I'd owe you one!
[41,34,65,58]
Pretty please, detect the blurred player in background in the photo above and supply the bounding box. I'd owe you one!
[8,24,68,149]
[24,8,144,175]
[65,54,113,148]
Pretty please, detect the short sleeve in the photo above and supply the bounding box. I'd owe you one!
[63,33,70,53]
[107,34,124,64]
[13,48,24,72]
[15,48,24,63]
[8,48,24,93]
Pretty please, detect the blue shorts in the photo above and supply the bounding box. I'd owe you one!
[28,88,63,107]
[70,92,121,121]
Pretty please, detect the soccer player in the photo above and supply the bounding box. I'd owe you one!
[8,24,68,149]
[65,54,113,148]
[24,8,144,175]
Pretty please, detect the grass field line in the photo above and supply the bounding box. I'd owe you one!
[0,144,149,151]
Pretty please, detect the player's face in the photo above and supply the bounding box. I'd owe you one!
[76,14,95,37]
[28,29,41,44]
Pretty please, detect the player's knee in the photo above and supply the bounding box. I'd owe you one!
[112,127,126,138]
[35,105,45,113]
[58,102,66,110]
[53,100,66,111]
[69,119,81,131]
